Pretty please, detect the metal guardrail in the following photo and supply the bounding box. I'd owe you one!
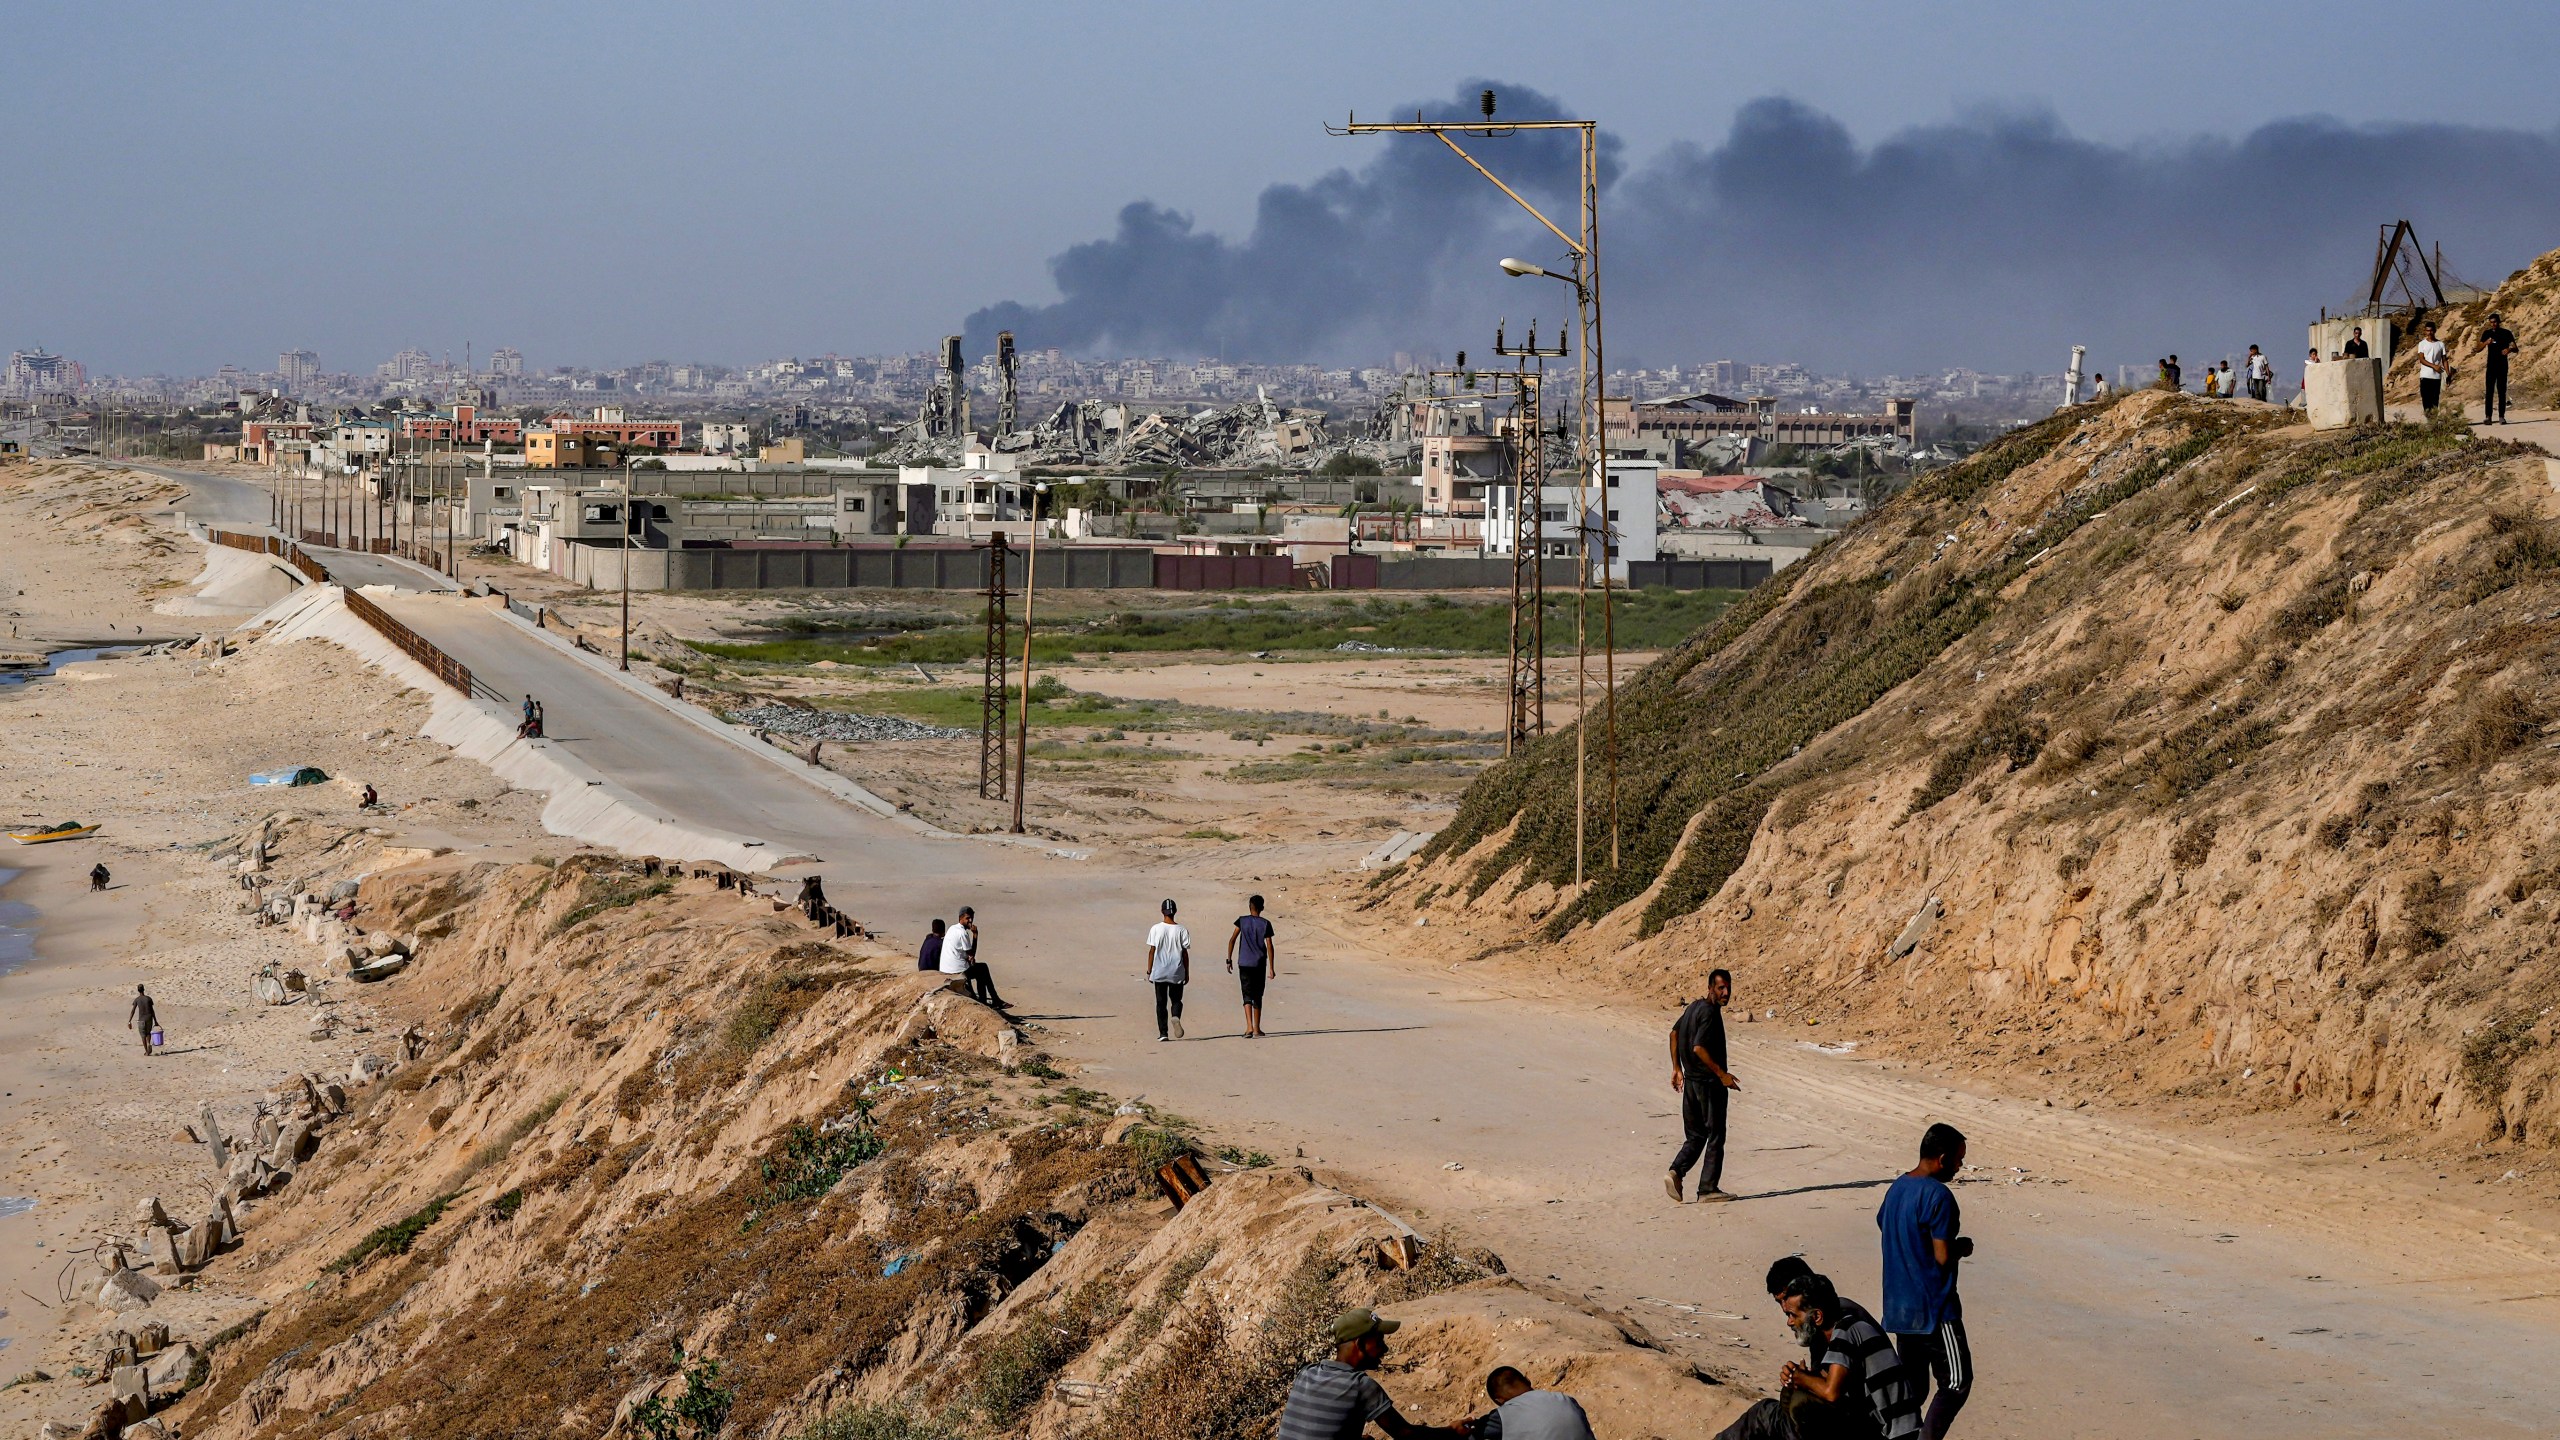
[341,586,500,701]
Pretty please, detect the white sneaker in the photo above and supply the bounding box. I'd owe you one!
[1171,1017,1185,1040]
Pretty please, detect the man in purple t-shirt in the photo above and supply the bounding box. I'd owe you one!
[1877,1123,1973,1440]
[1226,894,1279,1039]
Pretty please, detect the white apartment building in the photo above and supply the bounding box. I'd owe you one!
[1485,459,1658,581]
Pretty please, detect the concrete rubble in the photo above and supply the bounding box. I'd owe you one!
[883,390,1336,472]
[729,703,967,744]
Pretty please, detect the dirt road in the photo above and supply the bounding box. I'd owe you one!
[25,463,2556,1437]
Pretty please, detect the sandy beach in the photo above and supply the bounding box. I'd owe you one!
[0,461,558,1426]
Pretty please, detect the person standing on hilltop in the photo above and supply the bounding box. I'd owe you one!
[2479,311,2520,424]
[1226,893,1278,1039]
[128,984,158,1057]
[1879,1124,1975,1440]
[2247,345,2273,401]
[1666,969,1740,1204]
[2417,322,2450,416]
[1144,898,1191,1041]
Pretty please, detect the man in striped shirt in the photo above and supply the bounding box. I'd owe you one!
[1276,1308,1465,1440]
[1716,1272,1920,1440]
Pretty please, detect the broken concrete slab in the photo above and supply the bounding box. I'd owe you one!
[193,1104,230,1169]
[1888,896,1943,959]
[142,1342,198,1401]
[97,1267,161,1313]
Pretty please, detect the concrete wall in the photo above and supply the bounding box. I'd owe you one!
[570,543,1162,592]
[2305,357,2385,430]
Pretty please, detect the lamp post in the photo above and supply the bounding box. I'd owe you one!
[620,453,638,671]
[1501,254,1617,881]
[1009,481,1051,834]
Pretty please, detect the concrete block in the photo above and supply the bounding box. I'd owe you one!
[1888,896,1943,959]
[143,1342,199,1400]
[97,1267,161,1313]
[2305,357,2384,430]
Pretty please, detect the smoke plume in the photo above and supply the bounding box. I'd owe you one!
[968,84,2560,375]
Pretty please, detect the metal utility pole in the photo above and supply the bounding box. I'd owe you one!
[1010,484,1049,834]
[997,330,1019,437]
[979,532,1011,799]
[1495,317,1565,754]
[1334,89,1615,881]
[619,457,636,670]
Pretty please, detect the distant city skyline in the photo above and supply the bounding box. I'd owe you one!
[8,2,2558,375]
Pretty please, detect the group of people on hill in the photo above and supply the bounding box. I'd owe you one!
[1266,1112,1976,1440]
[2141,311,2526,424]
[919,893,1281,1041]
[2141,347,2277,401]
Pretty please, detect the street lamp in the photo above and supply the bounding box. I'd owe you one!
[1505,253,1616,880]
[1009,481,1051,835]
[620,453,638,671]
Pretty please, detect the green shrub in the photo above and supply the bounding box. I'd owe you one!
[328,1192,459,1272]
[631,1344,734,1440]
[755,1110,883,1207]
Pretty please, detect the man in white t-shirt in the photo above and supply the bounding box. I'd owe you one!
[2416,322,2449,416]
[939,905,1006,1009]
[1143,898,1191,1041]
[2246,345,2272,401]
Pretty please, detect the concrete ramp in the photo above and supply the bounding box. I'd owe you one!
[161,541,301,616]
[250,583,785,873]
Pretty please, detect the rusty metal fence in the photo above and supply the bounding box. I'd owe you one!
[207,527,494,702]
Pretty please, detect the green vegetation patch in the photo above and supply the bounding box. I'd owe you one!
[690,590,1739,668]
[754,1110,885,1207]
[552,875,675,935]
[328,1192,461,1272]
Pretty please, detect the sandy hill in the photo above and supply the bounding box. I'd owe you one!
[1398,379,2560,1149]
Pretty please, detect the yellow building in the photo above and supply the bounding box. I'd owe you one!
[525,428,618,469]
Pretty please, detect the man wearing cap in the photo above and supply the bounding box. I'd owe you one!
[1144,898,1191,1041]
[1278,1308,1465,1440]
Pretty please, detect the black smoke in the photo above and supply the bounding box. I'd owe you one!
[968,84,2560,375]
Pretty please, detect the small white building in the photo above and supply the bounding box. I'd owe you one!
[699,422,755,456]
[902,440,1032,531]
[1485,459,1657,580]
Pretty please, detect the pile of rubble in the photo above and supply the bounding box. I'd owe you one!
[729,702,967,743]
[878,391,1336,473]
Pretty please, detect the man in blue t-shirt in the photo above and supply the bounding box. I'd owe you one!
[1226,894,1279,1039]
[1877,1123,1973,1440]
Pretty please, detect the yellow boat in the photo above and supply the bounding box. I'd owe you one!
[9,822,98,845]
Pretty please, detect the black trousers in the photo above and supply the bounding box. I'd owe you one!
[1896,1319,1974,1440]
[1670,1076,1728,1191]
[2420,376,2443,412]
[964,961,1004,1008]
[1714,1393,1865,1440]
[2487,359,2511,420]
[1153,980,1185,1036]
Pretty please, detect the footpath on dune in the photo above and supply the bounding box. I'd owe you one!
[35,827,1737,1440]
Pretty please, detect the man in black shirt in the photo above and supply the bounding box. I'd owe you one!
[2341,327,2370,360]
[2479,312,2521,424]
[1667,969,1741,1203]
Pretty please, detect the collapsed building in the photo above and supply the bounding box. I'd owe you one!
[881,387,1337,473]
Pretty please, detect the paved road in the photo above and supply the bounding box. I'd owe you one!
[149,461,2560,1438]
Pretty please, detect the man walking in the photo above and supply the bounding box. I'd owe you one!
[1879,1124,1974,1440]
[1277,1308,1464,1440]
[1144,899,1190,1041]
[129,984,158,1057]
[1226,894,1278,1038]
[2479,311,2520,424]
[1666,969,1740,1203]
[2417,322,2450,416]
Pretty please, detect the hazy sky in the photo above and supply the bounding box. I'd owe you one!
[11,1,2560,377]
